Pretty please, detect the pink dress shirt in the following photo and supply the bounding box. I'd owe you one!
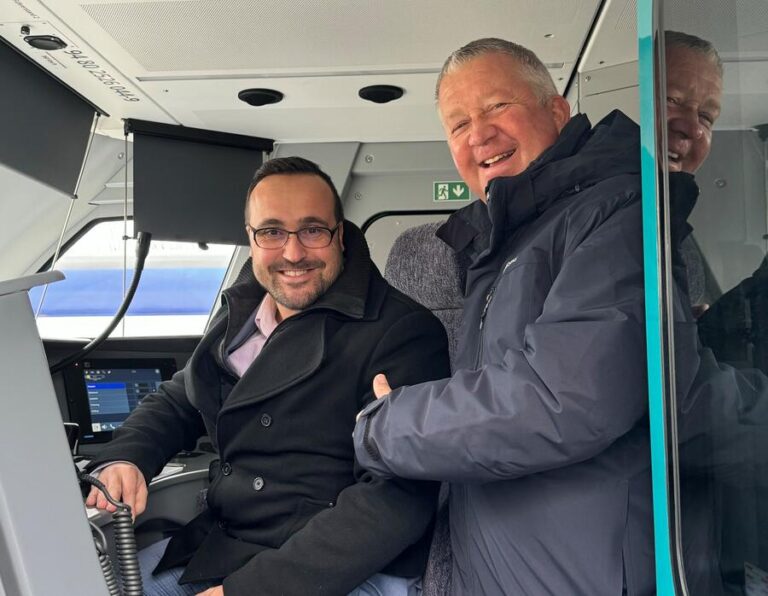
[227,293,280,377]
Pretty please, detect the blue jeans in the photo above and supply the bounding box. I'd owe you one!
[138,538,421,596]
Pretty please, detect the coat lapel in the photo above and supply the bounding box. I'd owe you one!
[185,314,232,423]
[220,313,327,411]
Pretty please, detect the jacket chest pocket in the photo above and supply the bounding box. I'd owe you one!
[482,256,552,356]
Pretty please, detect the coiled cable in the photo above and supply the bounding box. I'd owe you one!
[78,470,144,596]
[91,522,120,596]
[112,507,143,595]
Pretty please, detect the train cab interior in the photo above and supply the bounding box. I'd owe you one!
[0,0,767,594]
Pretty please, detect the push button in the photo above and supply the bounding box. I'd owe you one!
[260,414,272,427]
[253,476,265,491]
[221,462,232,476]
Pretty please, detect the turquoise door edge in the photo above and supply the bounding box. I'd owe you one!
[637,0,676,594]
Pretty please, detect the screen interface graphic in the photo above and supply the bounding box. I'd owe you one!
[83,367,163,433]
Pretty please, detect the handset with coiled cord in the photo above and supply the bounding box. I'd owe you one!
[76,468,143,596]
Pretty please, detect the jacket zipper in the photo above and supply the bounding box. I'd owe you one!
[475,283,497,366]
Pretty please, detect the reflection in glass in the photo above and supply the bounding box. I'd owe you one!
[660,6,768,594]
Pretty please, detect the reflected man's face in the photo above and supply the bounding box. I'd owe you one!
[665,46,723,173]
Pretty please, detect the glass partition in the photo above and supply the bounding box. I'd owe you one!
[649,0,768,592]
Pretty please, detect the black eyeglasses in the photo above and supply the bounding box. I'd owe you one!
[247,223,341,249]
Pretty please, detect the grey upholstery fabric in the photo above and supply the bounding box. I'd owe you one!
[422,486,452,596]
[384,221,465,368]
[681,235,705,305]
[681,234,721,307]
[384,221,464,596]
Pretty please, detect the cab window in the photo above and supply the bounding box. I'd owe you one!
[30,220,235,339]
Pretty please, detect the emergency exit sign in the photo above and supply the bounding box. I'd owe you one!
[433,181,470,202]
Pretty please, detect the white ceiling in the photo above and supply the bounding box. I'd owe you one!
[3,0,764,140]
[0,0,604,142]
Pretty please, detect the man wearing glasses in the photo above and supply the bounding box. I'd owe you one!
[85,156,450,596]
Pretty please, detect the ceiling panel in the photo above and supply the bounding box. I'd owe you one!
[1,0,602,141]
[79,0,587,73]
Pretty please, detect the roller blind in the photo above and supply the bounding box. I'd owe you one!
[0,38,98,197]
[127,119,273,245]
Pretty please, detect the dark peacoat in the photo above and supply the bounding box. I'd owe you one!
[89,222,450,596]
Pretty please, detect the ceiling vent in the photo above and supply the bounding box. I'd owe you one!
[358,85,404,104]
[24,35,67,51]
[238,88,284,106]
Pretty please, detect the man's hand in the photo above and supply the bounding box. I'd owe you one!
[85,462,148,519]
[692,303,710,319]
[372,373,392,399]
[196,587,224,596]
[356,373,394,422]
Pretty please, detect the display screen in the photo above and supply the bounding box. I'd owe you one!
[64,358,176,443]
[83,366,163,433]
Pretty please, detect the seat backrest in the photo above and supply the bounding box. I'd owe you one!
[384,221,464,368]
[383,221,463,596]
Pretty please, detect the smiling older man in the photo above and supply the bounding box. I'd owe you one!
[354,38,652,595]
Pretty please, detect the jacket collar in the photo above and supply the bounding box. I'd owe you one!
[435,199,490,260]
[438,110,640,256]
[668,171,699,248]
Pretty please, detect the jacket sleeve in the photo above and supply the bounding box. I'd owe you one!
[223,310,449,596]
[672,278,768,477]
[353,202,649,482]
[86,367,206,482]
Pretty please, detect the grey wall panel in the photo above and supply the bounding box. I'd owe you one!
[344,141,462,227]
[0,273,108,596]
[689,129,767,293]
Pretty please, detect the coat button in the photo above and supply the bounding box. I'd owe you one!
[221,462,232,476]
[260,414,272,427]
[253,476,265,491]
[218,520,227,529]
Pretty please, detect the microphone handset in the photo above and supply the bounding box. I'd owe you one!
[77,469,143,596]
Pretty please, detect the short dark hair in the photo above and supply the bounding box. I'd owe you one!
[245,156,344,223]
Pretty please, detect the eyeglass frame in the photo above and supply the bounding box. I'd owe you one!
[246,222,342,249]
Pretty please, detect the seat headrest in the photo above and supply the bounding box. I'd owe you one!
[384,222,464,310]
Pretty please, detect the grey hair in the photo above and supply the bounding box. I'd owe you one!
[665,30,723,76]
[435,37,558,102]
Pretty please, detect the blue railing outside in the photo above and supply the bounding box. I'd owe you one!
[28,267,226,317]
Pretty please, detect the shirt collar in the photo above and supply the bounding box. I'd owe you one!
[254,293,280,338]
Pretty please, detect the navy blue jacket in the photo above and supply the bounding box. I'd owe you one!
[354,111,655,595]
